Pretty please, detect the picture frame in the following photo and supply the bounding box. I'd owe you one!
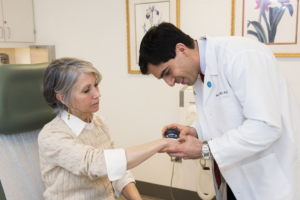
[231,0,300,57]
[126,0,180,74]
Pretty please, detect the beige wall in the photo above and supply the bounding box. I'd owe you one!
[32,0,300,192]
[0,48,45,64]
[30,48,48,64]
[15,48,31,64]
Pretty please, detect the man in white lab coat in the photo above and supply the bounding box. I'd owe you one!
[138,22,300,200]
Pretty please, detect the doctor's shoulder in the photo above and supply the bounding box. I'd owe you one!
[214,37,273,64]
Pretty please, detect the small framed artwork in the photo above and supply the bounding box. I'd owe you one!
[231,0,300,57]
[126,0,180,74]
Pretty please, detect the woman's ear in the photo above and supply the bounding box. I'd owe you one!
[56,93,66,105]
[175,43,189,56]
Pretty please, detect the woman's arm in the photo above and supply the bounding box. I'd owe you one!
[125,138,178,170]
[121,182,142,200]
[40,121,179,180]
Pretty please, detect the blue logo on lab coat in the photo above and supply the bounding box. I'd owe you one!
[207,81,212,88]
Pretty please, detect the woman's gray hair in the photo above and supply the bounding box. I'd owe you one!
[43,57,102,114]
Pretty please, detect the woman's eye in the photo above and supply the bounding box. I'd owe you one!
[94,84,98,87]
[84,89,90,93]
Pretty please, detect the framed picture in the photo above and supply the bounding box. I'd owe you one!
[231,0,300,57]
[126,0,180,74]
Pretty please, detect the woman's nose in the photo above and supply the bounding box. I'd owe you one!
[164,77,175,87]
[93,88,101,98]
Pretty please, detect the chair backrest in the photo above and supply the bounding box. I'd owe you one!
[0,63,56,200]
[0,181,5,200]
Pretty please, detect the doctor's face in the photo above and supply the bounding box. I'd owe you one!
[148,48,199,87]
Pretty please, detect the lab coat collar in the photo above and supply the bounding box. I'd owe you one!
[199,35,218,76]
[197,38,206,75]
[61,110,95,137]
[199,35,218,106]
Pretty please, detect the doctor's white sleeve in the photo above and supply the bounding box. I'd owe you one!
[208,47,283,170]
[191,120,203,141]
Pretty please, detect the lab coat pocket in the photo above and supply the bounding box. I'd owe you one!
[242,153,291,200]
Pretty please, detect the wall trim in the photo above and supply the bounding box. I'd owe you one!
[136,180,216,200]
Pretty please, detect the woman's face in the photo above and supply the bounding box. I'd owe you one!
[71,72,101,119]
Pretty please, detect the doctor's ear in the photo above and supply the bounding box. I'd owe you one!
[56,93,66,105]
[175,43,189,56]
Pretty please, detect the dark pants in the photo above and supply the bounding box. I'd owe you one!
[227,184,236,200]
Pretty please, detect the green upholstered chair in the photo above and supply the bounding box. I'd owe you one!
[0,63,56,200]
[0,181,5,200]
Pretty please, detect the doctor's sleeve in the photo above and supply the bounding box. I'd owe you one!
[191,120,203,141]
[208,49,283,169]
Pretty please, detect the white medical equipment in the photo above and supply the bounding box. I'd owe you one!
[179,86,215,200]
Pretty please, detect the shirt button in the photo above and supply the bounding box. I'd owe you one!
[207,81,212,88]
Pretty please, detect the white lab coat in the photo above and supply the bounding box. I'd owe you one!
[192,35,300,200]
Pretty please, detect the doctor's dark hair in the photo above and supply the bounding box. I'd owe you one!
[138,22,195,74]
[43,57,102,114]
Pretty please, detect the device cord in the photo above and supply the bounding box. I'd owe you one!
[170,161,176,200]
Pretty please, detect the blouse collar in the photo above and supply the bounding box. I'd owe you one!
[61,110,95,137]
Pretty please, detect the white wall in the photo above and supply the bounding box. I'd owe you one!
[33,0,300,192]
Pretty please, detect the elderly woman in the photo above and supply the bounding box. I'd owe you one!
[39,58,177,200]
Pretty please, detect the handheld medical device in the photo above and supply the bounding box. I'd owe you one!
[164,129,180,139]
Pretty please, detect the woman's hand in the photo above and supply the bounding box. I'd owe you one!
[161,123,198,139]
[162,137,182,149]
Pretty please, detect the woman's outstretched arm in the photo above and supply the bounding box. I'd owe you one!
[125,138,178,170]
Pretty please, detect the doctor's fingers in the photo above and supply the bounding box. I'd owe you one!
[162,143,195,159]
[179,127,191,137]
[178,135,187,142]
[180,127,198,138]
[180,136,203,159]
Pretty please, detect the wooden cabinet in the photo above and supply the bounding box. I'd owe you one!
[0,0,35,43]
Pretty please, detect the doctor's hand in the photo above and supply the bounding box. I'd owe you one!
[159,135,203,160]
[162,123,198,139]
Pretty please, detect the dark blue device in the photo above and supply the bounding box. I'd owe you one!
[164,129,180,139]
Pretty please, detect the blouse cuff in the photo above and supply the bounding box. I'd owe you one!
[103,148,127,181]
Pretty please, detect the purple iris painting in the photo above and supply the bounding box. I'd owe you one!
[135,2,170,63]
[141,5,164,33]
[246,0,296,43]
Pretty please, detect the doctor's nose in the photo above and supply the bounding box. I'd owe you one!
[163,77,175,87]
